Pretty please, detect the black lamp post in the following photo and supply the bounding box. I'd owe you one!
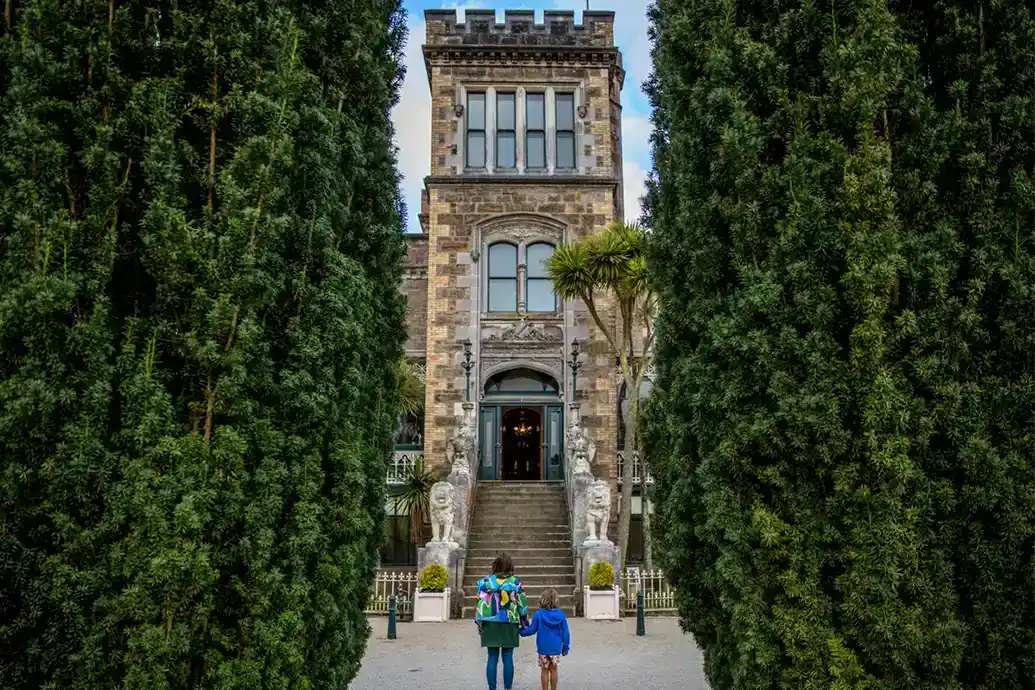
[461,339,475,402]
[567,338,583,401]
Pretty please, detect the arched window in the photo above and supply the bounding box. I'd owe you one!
[525,243,556,312]
[488,242,518,312]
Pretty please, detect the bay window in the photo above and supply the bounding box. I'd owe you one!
[461,87,581,173]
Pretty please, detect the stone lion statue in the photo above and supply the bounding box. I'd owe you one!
[584,479,611,543]
[429,481,456,543]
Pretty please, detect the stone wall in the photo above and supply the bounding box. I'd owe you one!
[403,235,428,356]
[426,63,619,179]
[417,8,625,510]
[425,9,615,49]
[422,182,620,482]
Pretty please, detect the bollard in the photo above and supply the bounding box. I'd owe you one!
[636,589,645,636]
[387,594,397,640]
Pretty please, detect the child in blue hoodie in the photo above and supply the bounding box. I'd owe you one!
[519,588,570,690]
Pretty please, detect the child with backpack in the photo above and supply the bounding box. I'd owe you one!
[519,588,570,690]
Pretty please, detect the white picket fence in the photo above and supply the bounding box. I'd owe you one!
[621,568,676,616]
[364,570,417,617]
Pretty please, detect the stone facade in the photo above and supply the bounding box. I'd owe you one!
[404,9,625,509]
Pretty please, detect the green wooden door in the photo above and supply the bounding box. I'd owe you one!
[478,405,500,480]
[545,404,564,481]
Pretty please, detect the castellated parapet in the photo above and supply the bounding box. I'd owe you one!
[425,9,615,49]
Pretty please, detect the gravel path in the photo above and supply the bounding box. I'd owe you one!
[350,617,709,689]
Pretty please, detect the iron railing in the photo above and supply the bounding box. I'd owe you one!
[620,567,675,615]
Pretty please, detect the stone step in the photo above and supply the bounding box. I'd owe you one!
[465,563,571,574]
[474,504,571,515]
[465,571,579,587]
[465,537,571,546]
[463,566,574,581]
[466,547,571,557]
[473,511,569,521]
[467,556,572,570]
[476,490,567,496]
[474,497,568,506]
[474,516,569,525]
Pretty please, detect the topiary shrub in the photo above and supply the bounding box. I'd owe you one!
[588,561,615,590]
[419,564,448,592]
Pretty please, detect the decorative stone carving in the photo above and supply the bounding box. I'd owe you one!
[487,321,562,342]
[447,409,476,476]
[565,406,595,477]
[429,482,456,544]
[584,480,611,544]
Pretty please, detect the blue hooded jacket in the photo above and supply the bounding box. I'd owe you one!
[519,608,570,656]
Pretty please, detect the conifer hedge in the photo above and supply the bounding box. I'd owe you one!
[1,1,406,687]
[643,1,1034,687]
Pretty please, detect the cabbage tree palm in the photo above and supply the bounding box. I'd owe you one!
[397,358,425,416]
[547,221,655,569]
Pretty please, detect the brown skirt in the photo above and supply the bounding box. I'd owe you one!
[480,621,520,649]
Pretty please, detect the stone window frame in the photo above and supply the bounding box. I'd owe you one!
[457,82,585,176]
[474,214,568,318]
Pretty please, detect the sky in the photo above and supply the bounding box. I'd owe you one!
[392,0,653,233]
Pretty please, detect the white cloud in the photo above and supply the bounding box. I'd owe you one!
[392,14,431,233]
[393,3,488,232]
[624,160,648,223]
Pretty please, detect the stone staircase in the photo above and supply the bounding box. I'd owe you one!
[461,481,576,618]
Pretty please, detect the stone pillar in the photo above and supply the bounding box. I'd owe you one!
[417,542,462,592]
[421,402,477,615]
[578,540,620,591]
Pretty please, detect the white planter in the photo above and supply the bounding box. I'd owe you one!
[413,587,451,622]
[583,586,620,620]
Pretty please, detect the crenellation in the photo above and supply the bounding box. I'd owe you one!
[424,9,615,49]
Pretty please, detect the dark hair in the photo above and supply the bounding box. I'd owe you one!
[539,588,559,610]
[491,552,513,577]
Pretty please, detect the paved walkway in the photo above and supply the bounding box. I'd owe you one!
[350,617,709,689]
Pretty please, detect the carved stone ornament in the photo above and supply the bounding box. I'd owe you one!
[429,481,457,543]
[454,103,464,117]
[447,411,476,476]
[584,479,611,544]
[577,104,588,119]
[565,408,594,477]
[488,321,562,343]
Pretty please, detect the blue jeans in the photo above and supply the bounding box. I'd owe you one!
[486,647,514,690]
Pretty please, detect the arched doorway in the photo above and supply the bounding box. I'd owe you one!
[501,408,542,480]
[478,367,564,481]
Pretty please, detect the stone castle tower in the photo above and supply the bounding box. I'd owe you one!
[402,9,626,502]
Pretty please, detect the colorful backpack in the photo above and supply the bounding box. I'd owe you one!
[474,574,528,624]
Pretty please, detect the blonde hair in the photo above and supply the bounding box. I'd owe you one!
[539,588,559,610]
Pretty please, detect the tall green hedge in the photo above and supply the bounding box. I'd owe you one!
[0,1,406,687]
[643,1,1034,688]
